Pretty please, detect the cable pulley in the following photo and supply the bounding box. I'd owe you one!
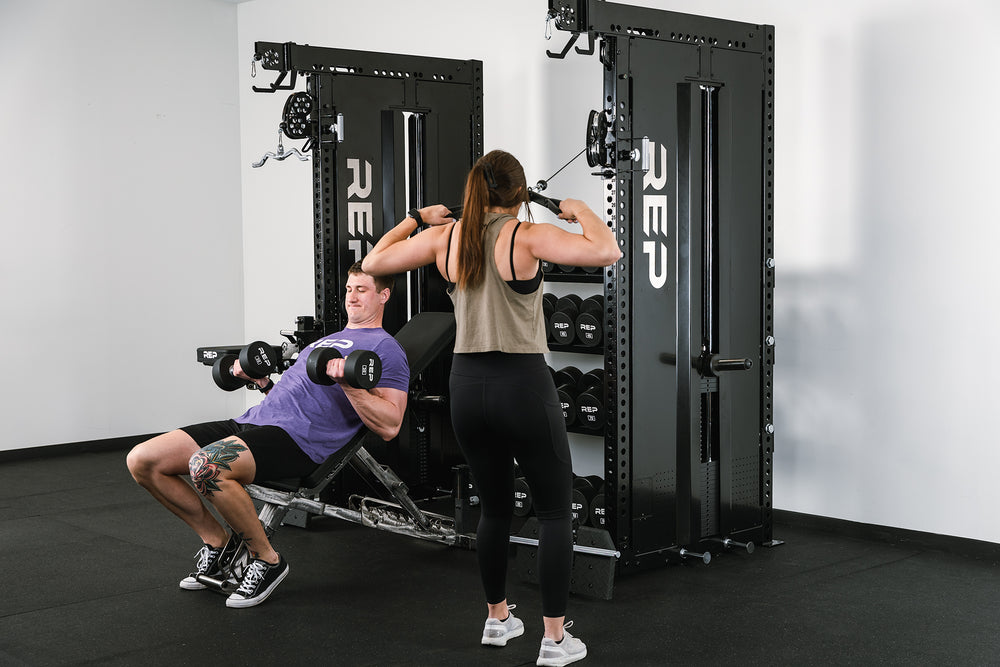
[282,92,314,140]
[586,109,611,168]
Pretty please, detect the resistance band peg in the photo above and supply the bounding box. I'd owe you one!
[716,538,756,554]
[669,547,712,565]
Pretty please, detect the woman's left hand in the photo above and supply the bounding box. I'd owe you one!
[419,204,456,226]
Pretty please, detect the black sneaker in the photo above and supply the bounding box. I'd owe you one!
[179,534,241,590]
[225,555,289,608]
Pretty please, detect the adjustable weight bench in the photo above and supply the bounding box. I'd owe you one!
[197,311,460,593]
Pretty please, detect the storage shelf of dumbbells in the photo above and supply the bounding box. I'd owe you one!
[544,292,607,350]
[512,472,608,531]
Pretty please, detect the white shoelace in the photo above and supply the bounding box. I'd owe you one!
[235,560,267,596]
[194,545,219,573]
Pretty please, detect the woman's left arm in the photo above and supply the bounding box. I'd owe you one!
[362,205,454,276]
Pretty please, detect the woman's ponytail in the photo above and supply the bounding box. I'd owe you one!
[456,151,529,289]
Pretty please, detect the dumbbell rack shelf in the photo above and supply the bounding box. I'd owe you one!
[543,270,603,284]
[548,342,604,355]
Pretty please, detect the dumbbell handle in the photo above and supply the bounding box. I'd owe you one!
[226,364,272,392]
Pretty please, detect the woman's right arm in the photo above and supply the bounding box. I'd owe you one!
[361,205,453,276]
[521,198,622,268]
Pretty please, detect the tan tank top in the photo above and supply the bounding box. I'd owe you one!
[448,213,549,354]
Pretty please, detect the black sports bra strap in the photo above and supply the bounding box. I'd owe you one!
[508,220,524,281]
[445,223,456,281]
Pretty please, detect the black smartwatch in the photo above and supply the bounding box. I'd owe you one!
[407,207,423,225]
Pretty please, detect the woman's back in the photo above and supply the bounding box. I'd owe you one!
[446,212,548,354]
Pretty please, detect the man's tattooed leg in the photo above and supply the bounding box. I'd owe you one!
[232,530,260,559]
[189,438,247,498]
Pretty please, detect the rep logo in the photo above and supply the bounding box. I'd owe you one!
[641,142,669,290]
[346,157,374,262]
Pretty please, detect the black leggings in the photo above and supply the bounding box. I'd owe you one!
[449,352,573,618]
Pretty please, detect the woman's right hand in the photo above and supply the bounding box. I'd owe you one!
[557,198,589,223]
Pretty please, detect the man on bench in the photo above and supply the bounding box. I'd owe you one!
[126,262,409,608]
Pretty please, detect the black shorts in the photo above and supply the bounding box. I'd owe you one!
[179,420,318,483]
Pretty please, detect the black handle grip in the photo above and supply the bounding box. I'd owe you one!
[529,190,562,216]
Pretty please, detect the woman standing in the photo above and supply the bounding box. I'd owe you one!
[362,150,620,666]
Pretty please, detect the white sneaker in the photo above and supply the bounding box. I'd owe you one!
[481,604,525,646]
[537,621,587,666]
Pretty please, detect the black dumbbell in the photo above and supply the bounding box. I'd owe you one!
[575,295,604,347]
[513,477,532,517]
[305,346,382,389]
[212,354,246,392]
[573,475,604,526]
[212,341,278,392]
[548,295,582,345]
[541,260,556,274]
[576,368,606,431]
[588,478,606,528]
[542,293,558,340]
[571,476,591,527]
[553,366,582,427]
[239,341,279,379]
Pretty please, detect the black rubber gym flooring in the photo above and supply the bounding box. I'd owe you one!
[1,448,998,666]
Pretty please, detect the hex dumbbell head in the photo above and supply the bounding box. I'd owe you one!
[513,477,532,517]
[553,365,583,388]
[548,294,582,345]
[575,295,605,347]
[577,368,606,394]
[239,341,277,380]
[589,491,606,528]
[343,350,382,390]
[556,382,578,426]
[576,368,606,430]
[306,346,382,389]
[543,292,558,321]
[212,354,245,392]
[306,347,342,386]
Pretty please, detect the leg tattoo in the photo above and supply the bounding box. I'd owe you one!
[189,438,247,498]
[234,530,259,558]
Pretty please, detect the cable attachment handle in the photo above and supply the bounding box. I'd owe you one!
[251,124,311,168]
[529,191,562,216]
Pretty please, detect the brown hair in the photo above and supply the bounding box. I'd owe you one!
[348,260,394,295]
[456,150,531,289]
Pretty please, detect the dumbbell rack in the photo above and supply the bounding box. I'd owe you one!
[538,0,777,594]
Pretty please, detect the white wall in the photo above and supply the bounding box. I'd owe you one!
[4,0,996,544]
[236,0,1000,544]
[0,0,247,449]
